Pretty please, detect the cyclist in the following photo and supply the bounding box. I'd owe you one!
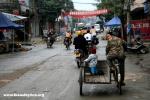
[106,31,126,86]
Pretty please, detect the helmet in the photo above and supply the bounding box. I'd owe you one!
[76,31,82,36]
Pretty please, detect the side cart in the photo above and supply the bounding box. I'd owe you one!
[79,60,123,96]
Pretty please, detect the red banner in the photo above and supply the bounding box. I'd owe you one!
[130,19,150,40]
[64,9,109,18]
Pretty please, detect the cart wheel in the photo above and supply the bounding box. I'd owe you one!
[113,67,118,82]
[116,72,122,95]
[79,69,83,96]
[118,82,122,95]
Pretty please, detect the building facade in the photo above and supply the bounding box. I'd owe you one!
[130,0,150,41]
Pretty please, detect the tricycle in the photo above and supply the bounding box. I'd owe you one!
[78,59,123,95]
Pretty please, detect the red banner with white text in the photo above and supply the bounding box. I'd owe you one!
[130,19,150,40]
[64,9,109,18]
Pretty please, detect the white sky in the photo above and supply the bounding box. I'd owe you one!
[72,0,100,11]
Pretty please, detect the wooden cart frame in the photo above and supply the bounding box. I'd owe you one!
[78,60,122,96]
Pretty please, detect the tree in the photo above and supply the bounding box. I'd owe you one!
[96,0,128,39]
[36,0,74,29]
[97,0,126,20]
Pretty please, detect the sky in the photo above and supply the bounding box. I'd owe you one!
[72,0,100,11]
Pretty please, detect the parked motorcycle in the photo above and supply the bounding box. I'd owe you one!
[74,49,84,68]
[127,42,149,54]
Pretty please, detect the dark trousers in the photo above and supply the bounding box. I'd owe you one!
[107,56,125,83]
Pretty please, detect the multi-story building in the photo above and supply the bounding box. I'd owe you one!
[130,0,150,20]
[19,0,40,37]
[0,0,20,14]
[130,0,150,41]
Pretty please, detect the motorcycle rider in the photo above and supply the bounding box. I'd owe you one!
[84,30,93,54]
[90,26,96,36]
[73,31,88,57]
[84,30,92,42]
[47,30,55,46]
[106,31,126,86]
[64,31,72,49]
[92,35,99,45]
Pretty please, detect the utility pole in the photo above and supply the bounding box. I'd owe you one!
[127,0,131,45]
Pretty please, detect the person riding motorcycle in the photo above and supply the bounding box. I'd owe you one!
[64,31,72,48]
[47,31,55,47]
[90,26,96,36]
[73,31,88,57]
[92,35,99,45]
[106,31,126,86]
[65,31,72,39]
[84,30,92,42]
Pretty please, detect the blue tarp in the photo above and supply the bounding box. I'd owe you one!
[105,16,121,26]
[0,12,24,29]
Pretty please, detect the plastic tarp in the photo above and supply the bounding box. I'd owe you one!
[0,12,24,29]
[105,16,121,26]
[2,12,27,21]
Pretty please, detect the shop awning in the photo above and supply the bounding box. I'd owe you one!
[105,16,121,26]
[2,12,27,21]
[0,12,24,29]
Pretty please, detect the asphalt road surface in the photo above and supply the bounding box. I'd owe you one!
[0,38,150,100]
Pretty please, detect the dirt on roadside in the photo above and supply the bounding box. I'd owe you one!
[0,67,34,88]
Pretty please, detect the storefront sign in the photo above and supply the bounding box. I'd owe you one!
[130,19,150,40]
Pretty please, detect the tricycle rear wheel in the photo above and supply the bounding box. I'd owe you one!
[79,69,83,96]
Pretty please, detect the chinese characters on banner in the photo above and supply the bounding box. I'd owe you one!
[130,19,150,40]
[64,9,109,18]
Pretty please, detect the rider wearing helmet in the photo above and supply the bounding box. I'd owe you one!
[73,31,88,56]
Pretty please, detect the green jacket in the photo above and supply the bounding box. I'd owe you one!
[106,36,126,58]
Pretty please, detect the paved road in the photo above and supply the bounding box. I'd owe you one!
[0,35,150,100]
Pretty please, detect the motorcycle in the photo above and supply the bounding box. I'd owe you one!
[86,41,93,55]
[74,49,84,68]
[127,42,149,54]
[47,36,55,48]
[64,37,72,50]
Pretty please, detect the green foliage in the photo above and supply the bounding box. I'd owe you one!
[97,0,126,20]
[36,0,74,23]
